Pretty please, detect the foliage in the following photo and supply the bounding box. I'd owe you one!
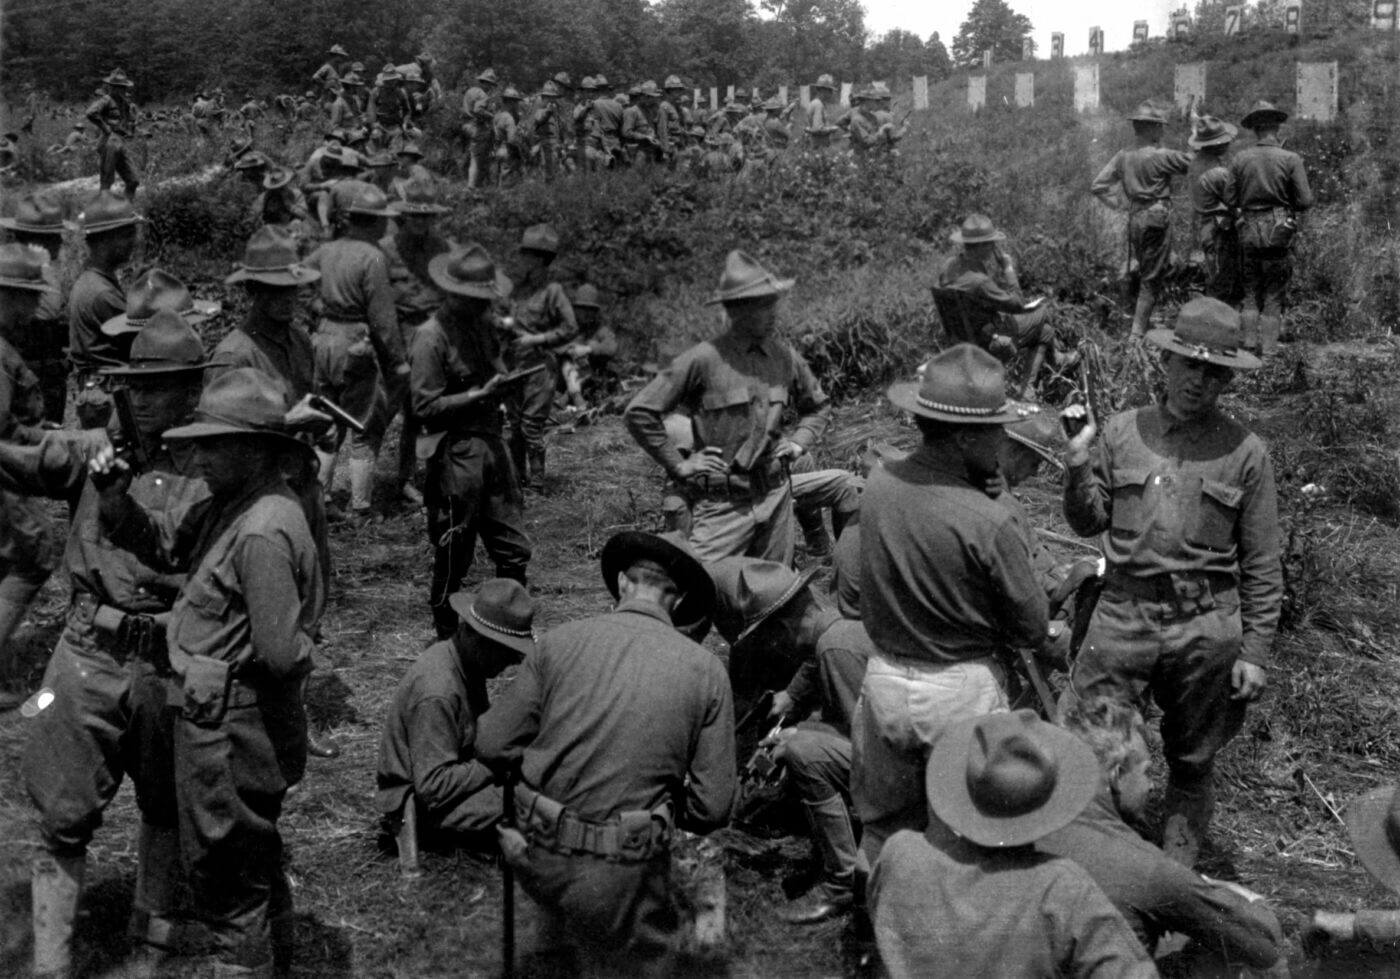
[951,0,1034,69]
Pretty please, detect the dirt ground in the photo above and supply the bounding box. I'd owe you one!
[5,369,1400,976]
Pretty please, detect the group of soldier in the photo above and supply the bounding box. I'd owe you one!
[0,57,1388,979]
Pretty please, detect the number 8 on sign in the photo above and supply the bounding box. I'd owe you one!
[1374,0,1398,30]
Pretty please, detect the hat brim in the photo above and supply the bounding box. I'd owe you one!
[951,230,1007,245]
[705,278,795,306]
[1129,114,1166,125]
[887,381,1032,425]
[928,714,1100,847]
[1144,328,1262,370]
[226,266,321,287]
[447,590,536,659]
[0,276,49,293]
[734,565,821,648]
[162,419,305,450]
[601,531,715,641]
[1242,109,1288,128]
[1348,786,1400,895]
[100,301,219,337]
[72,216,144,235]
[1188,132,1236,148]
[0,218,64,235]
[395,202,450,216]
[427,255,512,299]
[100,360,210,378]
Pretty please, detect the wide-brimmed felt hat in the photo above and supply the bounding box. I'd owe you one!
[395,179,449,215]
[723,100,746,116]
[99,309,208,378]
[689,125,707,138]
[762,97,784,112]
[1128,101,1167,125]
[501,86,524,101]
[447,578,538,659]
[579,76,598,91]
[350,61,366,73]
[321,144,360,171]
[951,213,1005,245]
[398,63,424,83]
[706,249,794,306]
[812,73,837,91]
[226,226,321,287]
[344,182,398,217]
[0,244,48,293]
[869,84,892,101]
[377,68,403,84]
[329,44,349,57]
[593,74,611,88]
[428,242,512,299]
[397,141,424,159]
[233,151,269,171]
[552,71,573,90]
[1004,406,1066,469]
[102,269,219,337]
[1145,296,1262,369]
[888,344,1030,425]
[663,75,686,91]
[340,73,364,87]
[601,530,716,638]
[732,561,822,646]
[0,193,65,235]
[1189,115,1237,149]
[520,223,560,255]
[73,190,143,235]
[477,68,499,84]
[364,151,395,168]
[540,80,563,99]
[573,283,601,309]
[103,69,135,88]
[1241,99,1289,129]
[636,80,661,98]
[163,366,302,447]
[927,709,1099,847]
[1347,785,1400,895]
[263,167,295,191]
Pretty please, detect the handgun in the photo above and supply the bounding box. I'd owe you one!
[308,394,366,434]
[111,387,150,472]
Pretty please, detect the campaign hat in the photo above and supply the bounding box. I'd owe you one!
[1188,116,1237,149]
[0,193,65,236]
[448,578,538,659]
[329,44,349,58]
[364,151,396,168]
[636,80,662,98]
[477,68,499,85]
[101,269,219,337]
[262,167,295,191]
[226,226,321,288]
[427,242,512,299]
[520,223,560,256]
[395,179,450,216]
[376,67,403,84]
[163,367,303,449]
[344,182,399,216]
[663,75,687,91]
[1145,297,1262,370]
[927,710,1100,847]
[99,309,208,378]
[950,213,1006,245]
[103,69,135,88]
[705,249,794,306]
[72,190,143,235]
[579,76,599,92]
[593,74,611,89]
[812,73,837,91]
[396,141,425,159]
[233,151,269,171]
[732,561,822,647]
[573,283,601,309]
[1347,785,1400,895]
[340,73,364,87]
[1128,101,1167,125]
[0,244,48,293]
[501,87,524,102]
[887,344,1031,425]
[600,531,715,639]
[1241,99,1289,129]
[552,71,573,90]
[540,80,563,99]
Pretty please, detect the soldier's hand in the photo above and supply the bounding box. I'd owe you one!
[675,446,727,480]
[1231,660,1267,701]
[769,690,794,720]
[773,439,806,462]
[496,826,529,870]
[1060,404,1097,468]
[88,445,133,495]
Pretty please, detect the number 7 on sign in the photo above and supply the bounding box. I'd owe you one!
[1224,5,1243,35]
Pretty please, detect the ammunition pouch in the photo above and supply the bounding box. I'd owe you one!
[1103,570,1238,621]
[514,785,673,863]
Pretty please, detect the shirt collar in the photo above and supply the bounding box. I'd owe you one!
[243,308,293,346]
[1257,134,1281,146]
[1157,401,1221,439]
[907,443,975,485]
[613,597,678,626]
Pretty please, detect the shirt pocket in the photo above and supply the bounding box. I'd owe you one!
[183,565,233,619]
[1190,478,1243,552]
[1109,468,1153,540]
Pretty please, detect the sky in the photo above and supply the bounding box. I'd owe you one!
[862,0,1186,57]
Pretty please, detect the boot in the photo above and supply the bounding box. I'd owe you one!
[314,448,338,495]
[126,913,180,979]
[347,457,375,515]
[1019,343,1049,400]
[33,851,85,978]
[1240,306,1262,353]
[779,795,858,925]
[270,911,295,978]
[796,506,831,560]
[1162,772,1215,869]
[1259,311,1282,356]
[1129,283,1157,339]
[527,450,546,493]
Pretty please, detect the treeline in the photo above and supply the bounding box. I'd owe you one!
[0,0,956,103]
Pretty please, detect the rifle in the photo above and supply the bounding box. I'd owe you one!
[111,387,150,472]
[1079,339,1105,429]
[308,394,366,434]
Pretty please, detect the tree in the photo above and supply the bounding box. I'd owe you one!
[761,0,867,83]
[926,31,953,81]
[951,0,1033,68]
[865,29,928,84]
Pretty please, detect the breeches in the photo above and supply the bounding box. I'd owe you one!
[688,482,794,565]
[313,320,390,452]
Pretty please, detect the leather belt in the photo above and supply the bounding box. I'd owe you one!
[1103,571,1237,619]
[515,785,673,862]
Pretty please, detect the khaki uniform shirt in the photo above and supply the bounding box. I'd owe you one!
[410,313,507,439]
[1228,136,1314,212]
[380,228,449,324]
[68,267,126,371]
[1092,145,1192,208]
[303,235,406,375]
[511,281,577,366]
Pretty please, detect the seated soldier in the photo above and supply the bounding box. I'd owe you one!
[376,579,537,848]
[1045,697,1285,973]
[936,214,1074,399]
[870,710,1156,978]
[557,283,618,416]
[1308,782,1400,949]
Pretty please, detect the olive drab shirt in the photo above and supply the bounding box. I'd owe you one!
[1092,146,1192,209]
[380,228,449,325]
[0,338,54,570]
[68,267,127,371]
[303,235,407,375]
[511,282,577,367]
[1063,404,1283,666]
[625,331,831,487]
[86,93,135,138]
[410,312,508,447]
[1228,136,1314,213]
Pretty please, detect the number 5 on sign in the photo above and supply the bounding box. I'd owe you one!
[1374,0,1398,30]
[1224,5,1243,35]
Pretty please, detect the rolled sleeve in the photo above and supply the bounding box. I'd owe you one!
[625,359,697,477]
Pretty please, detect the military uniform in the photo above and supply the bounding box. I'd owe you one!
[937,250,1054,353]
[411,306,531,637]
[508,278,576,487]
[86,82,140,194]
[68,266,127,378]
[461,81,496,186]
[1189,153,1239,303]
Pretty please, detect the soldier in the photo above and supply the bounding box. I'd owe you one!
[312,44,351,102]
[391,142,433,197]
[621,82,661,165]
[368,67,413,148]
[502,224,576,491]
[660,77,688,162]
[0,244,53,712]
[10,308,210,977]
[462,68,499,189]
[762,98,791,155]
[1187,115,1240,304]
[626,250,829,564]
[572,77,599,169]
[381,180,452,505]
[590,75,625,166]
[87,69,140,196]
[1,192,70,423]
[557,283,617,414]
[99,269,219,374]
[847,88,906,160]
[303,183,409,519]
[92,367,321,979]
[328,75,363,131]
[69,191,142,428]
[1230,100,1314,355]
[254,168,312,239]
[376,579,537,847]
[533,80,567,180]
[411,243,531,637]
[480,530,735,975]
[853,345,1052,865]
[1091,102,1191,338]
[363,151,397,194]
[806,74,839,149]
[493,88,527,185]
[1061,297,1281,867]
